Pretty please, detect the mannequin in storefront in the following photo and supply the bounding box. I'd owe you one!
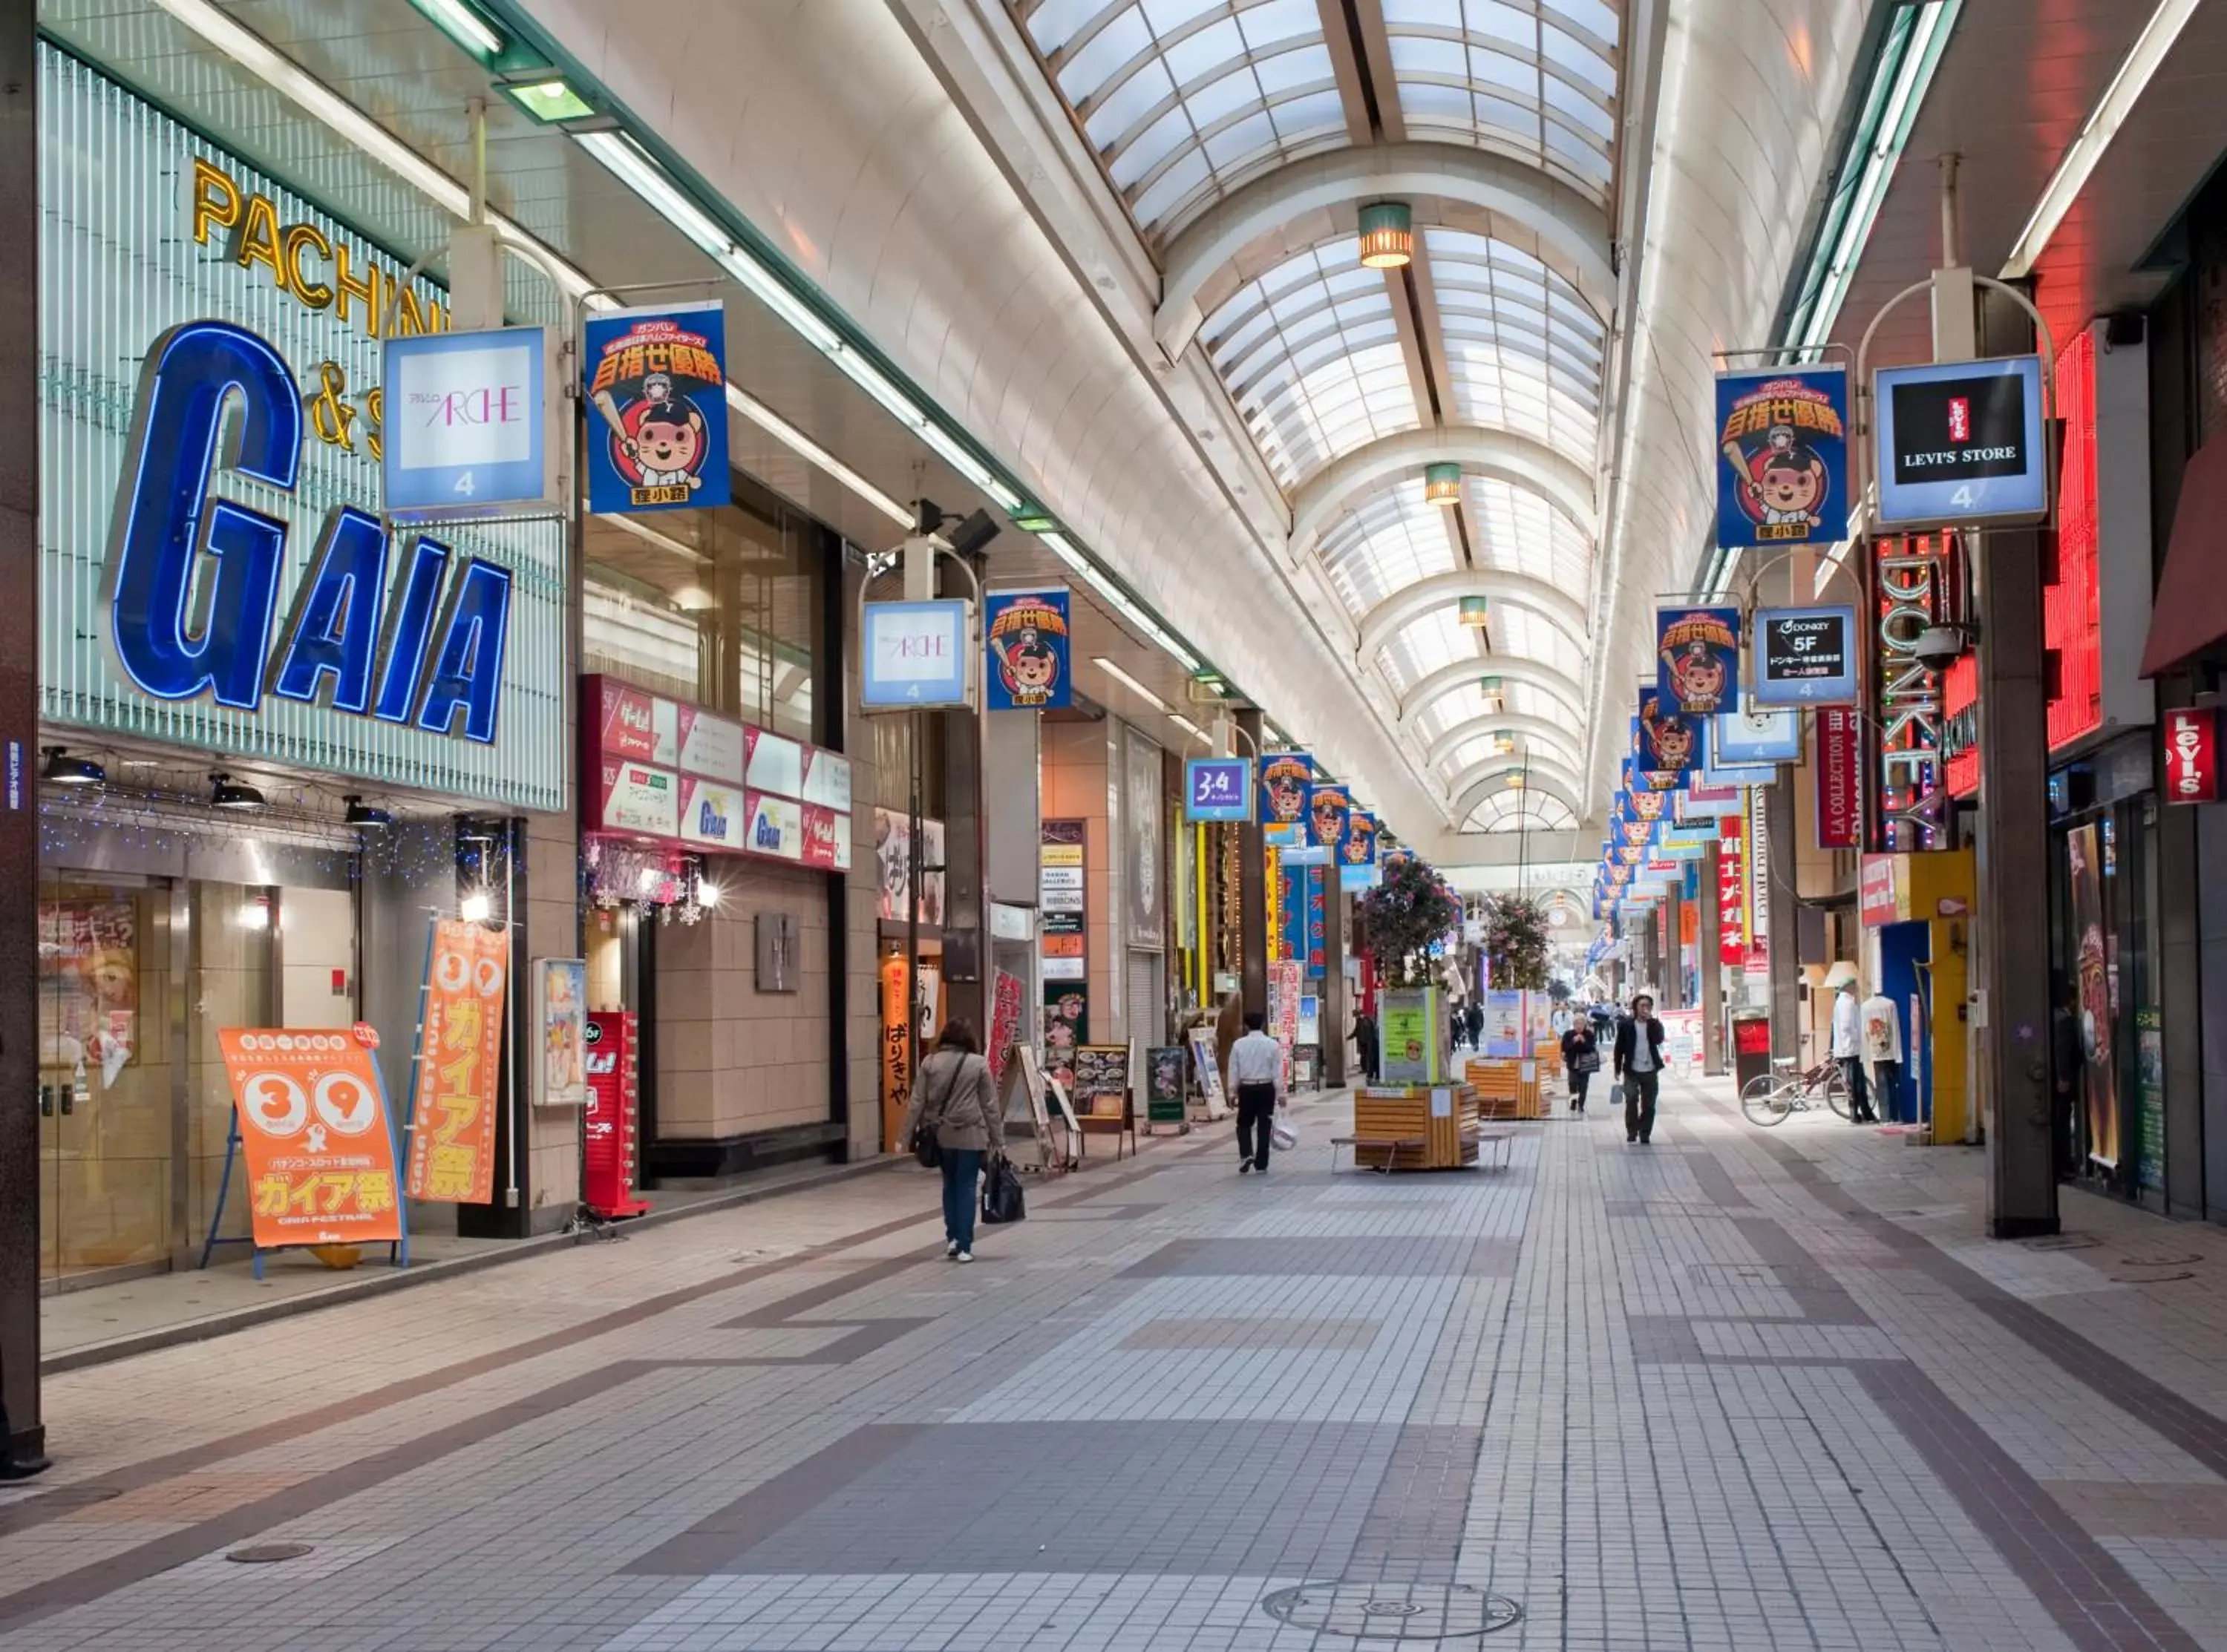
[1861,989,1905,1124]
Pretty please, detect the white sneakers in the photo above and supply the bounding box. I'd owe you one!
[954,1251,973,1264]
[945,1241,959,1258]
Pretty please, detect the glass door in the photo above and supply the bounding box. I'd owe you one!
[37,875,174,1284]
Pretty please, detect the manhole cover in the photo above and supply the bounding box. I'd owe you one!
[226,1543,313,1564]
[1262,1582,1522,1640]
[2021,1233,2099,1252]
[2119,1253,2200,1268]
[2111,1271,2195,1285]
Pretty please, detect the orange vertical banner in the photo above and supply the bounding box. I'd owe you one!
[880,951,912,1153]
[219,1027,402,1247]
[405,919,510,1204]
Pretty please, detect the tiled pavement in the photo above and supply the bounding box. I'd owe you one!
[5,1078,2227,1649]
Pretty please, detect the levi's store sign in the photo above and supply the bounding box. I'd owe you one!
[583,676,853,871]
[2163,709,2222,804]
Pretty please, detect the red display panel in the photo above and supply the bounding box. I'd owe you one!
[2045,328,2102,751]
[583,1012,650,1219]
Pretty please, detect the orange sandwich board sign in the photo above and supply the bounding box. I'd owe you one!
[218,1027,403,1248]
[406,918,510,1204]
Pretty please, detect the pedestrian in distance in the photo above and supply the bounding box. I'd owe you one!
[1614,994,1667,1144]
[1829,977,1878,1124]
[1561,1014,1600,1115]
[1353,1009,1379,1085]
[1229,1010,1285,1175]
[1466,999,1485,1055]
[902,1018,1004,1263]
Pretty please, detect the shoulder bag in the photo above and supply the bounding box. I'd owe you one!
[912,1062,956,1169]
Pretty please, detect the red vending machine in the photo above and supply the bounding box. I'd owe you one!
[584,1011,651,1219]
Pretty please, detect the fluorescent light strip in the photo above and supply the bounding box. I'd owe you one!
[1092,655,1171,713]
[591,509,710,565]
[1042,534,1201,673]
[1168,713,1209,744]
[2002,0,2200,280]
[1796,0,1957,353]
[146,0,944,537]
[416,0,503,56]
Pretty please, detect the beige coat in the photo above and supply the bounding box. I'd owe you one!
[903,1049,1004,1154]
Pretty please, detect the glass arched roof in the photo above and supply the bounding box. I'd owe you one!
[1006,0,1626,836]
[1319,485,1460,615]
[1428,230,1603,465]
[1441,728,1582,779]
[1019,0,1345,237]
[1416,678,1579,747]
[1465,475,1592,589]
[1204,241,1422,485]
[1466,793,1579,833]
[1383,0,1621,206]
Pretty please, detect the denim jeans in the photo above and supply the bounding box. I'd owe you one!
[941,1148,984,1251]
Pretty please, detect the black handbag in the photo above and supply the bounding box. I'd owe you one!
[912,1063,955,1169]
[980,1153,1026,1225]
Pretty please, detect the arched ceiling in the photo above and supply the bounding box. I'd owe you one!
[1011,0,1623,836]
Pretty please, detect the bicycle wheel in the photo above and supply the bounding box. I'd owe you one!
[1822,1066,1852,1119]
[1741,1073,1793,1126]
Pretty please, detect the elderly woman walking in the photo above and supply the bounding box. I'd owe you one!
[903,1019,1004,1262]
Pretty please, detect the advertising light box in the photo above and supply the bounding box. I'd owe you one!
[1874,355,2050,529]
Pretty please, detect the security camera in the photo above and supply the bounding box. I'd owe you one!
[1913,625,1969,672]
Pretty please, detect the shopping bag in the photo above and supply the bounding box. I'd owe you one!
[980,1154,1027,1225]
[1608,1082,1625,1113]
[1271,1109,1298,1152]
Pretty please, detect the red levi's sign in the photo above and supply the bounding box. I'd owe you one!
[2163,708,2223,804]
[1815,707,1861,848]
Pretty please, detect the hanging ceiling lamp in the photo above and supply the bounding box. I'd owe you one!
[40,746,105,787]
[1457,595,1491,628]
[1422,462,1462,506]
[209,772,264,810]
[1356,200,1413,269]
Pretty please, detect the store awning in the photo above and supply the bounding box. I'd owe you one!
[2142,435,2227,678]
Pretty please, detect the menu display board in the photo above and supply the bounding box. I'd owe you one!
[1070,1044,1130,1115]
[583,675,851,872]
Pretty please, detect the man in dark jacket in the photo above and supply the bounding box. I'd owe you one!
[1353,1011,1379,1084]
[1613,994,1667,1144]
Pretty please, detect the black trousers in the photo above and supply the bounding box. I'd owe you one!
[1235,1082,1277,1170]
[1569,1068,1592,1108]
[1840,1057,1873,1119]
[1623,1069,1660,1141]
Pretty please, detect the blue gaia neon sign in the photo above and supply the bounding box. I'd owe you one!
[99,319,510,743]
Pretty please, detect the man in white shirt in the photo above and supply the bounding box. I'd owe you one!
[1829,979,1877,1124]
[1228,1011,1285,1175]
[1860,990,1903,1123]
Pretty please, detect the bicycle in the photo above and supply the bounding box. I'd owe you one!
[1739,1058,1851,1127]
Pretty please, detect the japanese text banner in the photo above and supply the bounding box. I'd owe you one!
[406,919,510,1204]
[219,1028,402,1248]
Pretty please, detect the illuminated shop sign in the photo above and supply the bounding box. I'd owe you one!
[40,47,563,807]
[1874,355,2050,530]
[105,321,510,742]
[1871,535,1952,851]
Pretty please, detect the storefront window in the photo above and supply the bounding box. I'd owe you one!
[583,473,824,743]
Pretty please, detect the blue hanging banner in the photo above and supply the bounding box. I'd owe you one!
[1258,751,1313,836]
[1656,604,1743,717]
[1637,691,1707,778]
[1307,781,1353,857]
[983,589,1071,711]
[583,302,730,514]
[1713,707,1803,764]
[1716,364,1849,550]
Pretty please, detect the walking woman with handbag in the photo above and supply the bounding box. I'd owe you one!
[902,1019,1004,1262]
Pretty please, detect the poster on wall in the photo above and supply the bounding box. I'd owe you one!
[582,301,730,514]
[984,589,1071,712]
[988,969,1025,1086]
[1715,364,1849,550]
[1655,606,1743,716]
[2136,1008,2164,1194]
[405,920,510,1204]
[1041,982,1089,1095]
[1041,819,1086,983]
[1122,727,1166,950]
[873,810,946,925]
[2067,823,2119,1169]
[38,899,137,1086]
[534,958,588,1109]
[218,1026,402,1248]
